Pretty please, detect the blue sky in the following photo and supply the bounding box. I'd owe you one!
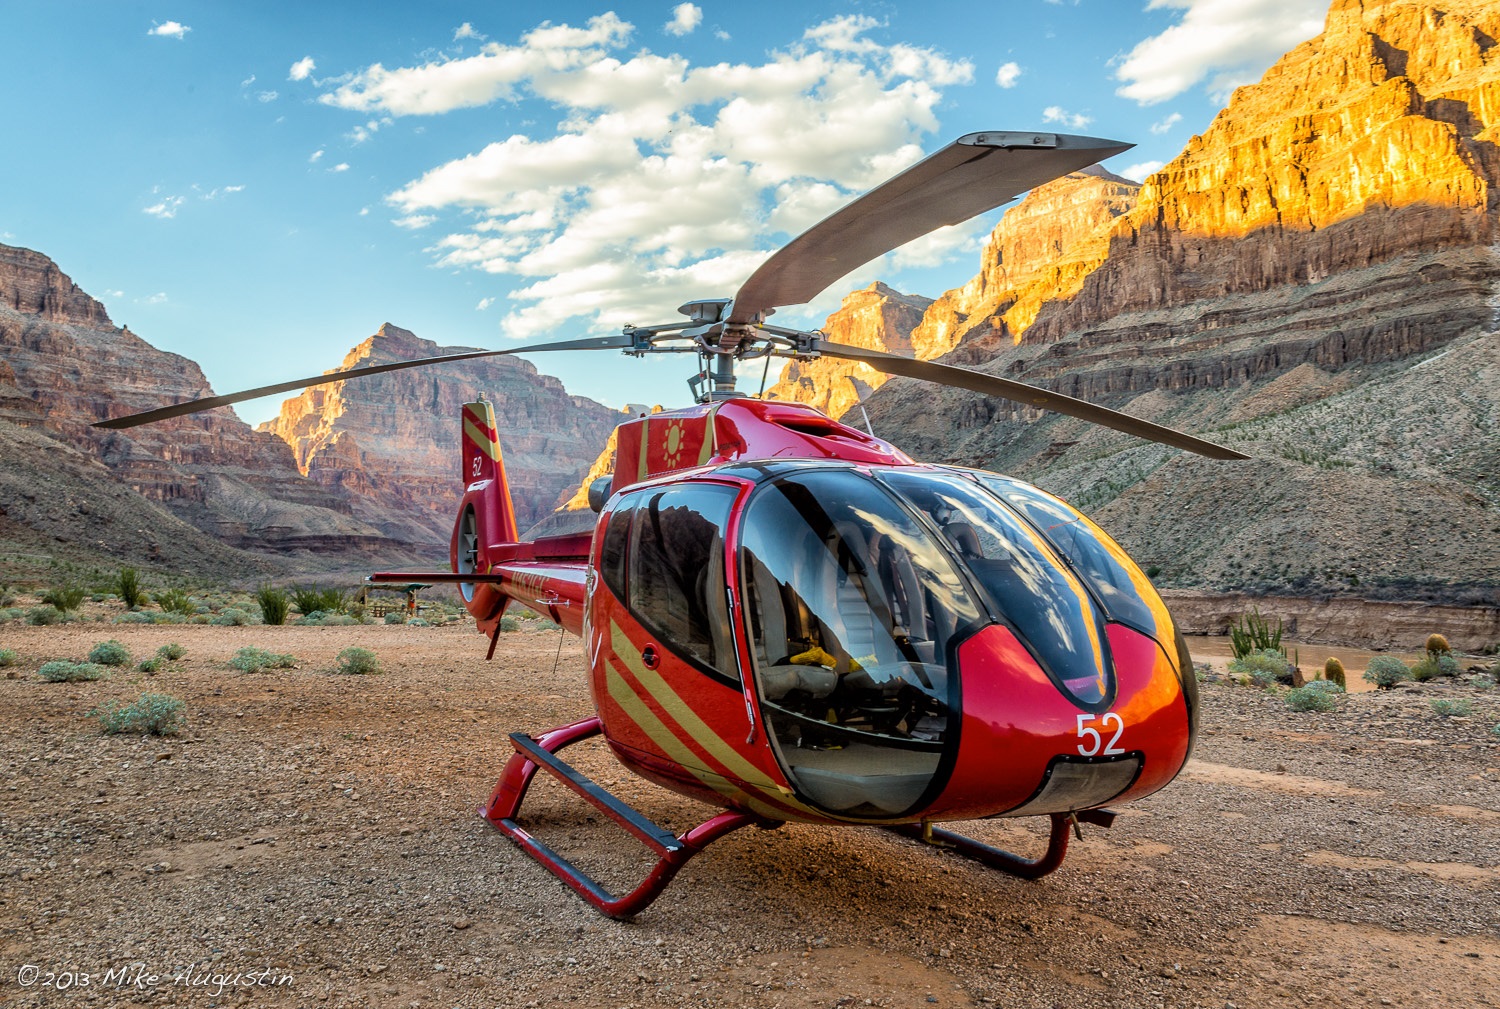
[0,1,1327,424]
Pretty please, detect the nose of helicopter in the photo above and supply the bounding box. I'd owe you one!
[929,620,1193,822]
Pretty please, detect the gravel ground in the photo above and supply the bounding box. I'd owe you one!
[1,620,1498,1009]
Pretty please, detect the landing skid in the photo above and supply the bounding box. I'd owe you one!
[481,716,775,918]
[884,807,1117,879]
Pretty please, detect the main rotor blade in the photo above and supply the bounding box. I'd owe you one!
[92,334,634,430]
[817,341,1248,461]
[729,132,1132,326]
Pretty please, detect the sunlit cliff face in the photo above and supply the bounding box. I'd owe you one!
[771,0,1500,421]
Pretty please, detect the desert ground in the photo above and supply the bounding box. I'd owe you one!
[1,616,1497,1009]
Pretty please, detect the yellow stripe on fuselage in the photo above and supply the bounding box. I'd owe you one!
[463,416,500,461]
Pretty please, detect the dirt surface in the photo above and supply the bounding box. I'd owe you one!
[2,621,1498,1008]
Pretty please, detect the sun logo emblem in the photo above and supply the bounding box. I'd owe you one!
[662,421,686,468]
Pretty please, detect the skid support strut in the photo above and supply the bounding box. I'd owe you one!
[883,808,1117,879]
[482,716,769,918]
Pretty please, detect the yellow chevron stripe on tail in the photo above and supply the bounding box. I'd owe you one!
[461,399,519,544]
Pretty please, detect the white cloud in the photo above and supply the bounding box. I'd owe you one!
[241,74,256,87]
[1150,112,1183,134]
[994,61,1021,88]
[1042,105,1092,130]
[143,196,184,218]
[325,13,975,340]
[476,297,495,310]
[201,184,245,199]
[454,23,485,42]
[331,163,350,173]
[289,56,316,81]
[309,149,325,163]
[257,90,279,103]
[1122,160,1166,182]
[1115,0,1325,105]
[142,292,170,304]
[148,21,189,39]
[664,3,702,37]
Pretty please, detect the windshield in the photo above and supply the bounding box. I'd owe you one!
[879,469,1114,708]
[739,470,980,818]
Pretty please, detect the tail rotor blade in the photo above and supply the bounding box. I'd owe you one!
[816,341,1248,461]
[92,334,635,430]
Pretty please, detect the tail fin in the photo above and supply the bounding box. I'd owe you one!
[461,399,519,544]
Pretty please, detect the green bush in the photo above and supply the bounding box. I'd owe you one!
[210,607,255,627]
[1286,681,1343,712]
[383,611,407,625]
[0,607,24,624]
[40,584,86,613]
[27,606,63,626]
[87,640,131,667]
[1410,654,1461,682]
[499,615,520,632]
[1230,607,1284,661]
[112,611,153,624]
[152,588,196,616]
[1363,655,1411,689]
[292,585,346,615]
[1227,648,1290,687]
[94,693,185,735]
[138,657,162,674]
[1429,698,1473,718]
[255,586,289,626]
[322,614,359,627]
[115,567,144,609]
[157,642,185,661]
[335,647,380,675]
[38,661,109,683]
[0,648,15,667]
[228,647,297,673]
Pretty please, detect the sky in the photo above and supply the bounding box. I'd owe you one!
[0,0,1329,425]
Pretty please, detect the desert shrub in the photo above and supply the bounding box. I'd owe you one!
[1229,607,1284,661]
[27,606,63,626]
[409,617,430,627]
[94,693,185,736]
[210,608,255,627]
[0,587,13,607]
[87,640,131,667]
[112,611,153,624]
[1323,657,1347,689]
[498,615,520,632]
[1363,655,1411,689]
[115,567,144,609]
[322,614,359,627]
[294,610,327,626]
[1425,633,1451,657]
[383,611,407,625]
[255,586,290,626]
[38,660,108,683]
[152,588,196,616]
[157,642,185,661]
[1286,681,1343,712]
[0,648,16,667]
[40,584,86,613]
[1429,698,1472,718]
[0,607,24,624]
[335,647,380,675]
[228,647,297,673]
[1410,654,1461,682]
[138,657,162,674]
[1227,648,1290,687]
[292,585,346,615]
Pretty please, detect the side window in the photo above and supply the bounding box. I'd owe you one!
[600,500,631,603]
[622,484,738,681]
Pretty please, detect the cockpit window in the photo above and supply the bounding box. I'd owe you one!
[739,471,979,819]
[610,484,738,683]
[880,470,1114,708]
[973,474,1158,639]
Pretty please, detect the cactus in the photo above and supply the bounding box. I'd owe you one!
[1425,633,1451,658]
[1229,607,1285,661]
[1323,657,1346,689]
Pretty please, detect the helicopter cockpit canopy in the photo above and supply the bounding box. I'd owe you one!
[739,466,1119,820]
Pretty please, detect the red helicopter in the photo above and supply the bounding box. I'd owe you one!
[99,131,1246,918]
